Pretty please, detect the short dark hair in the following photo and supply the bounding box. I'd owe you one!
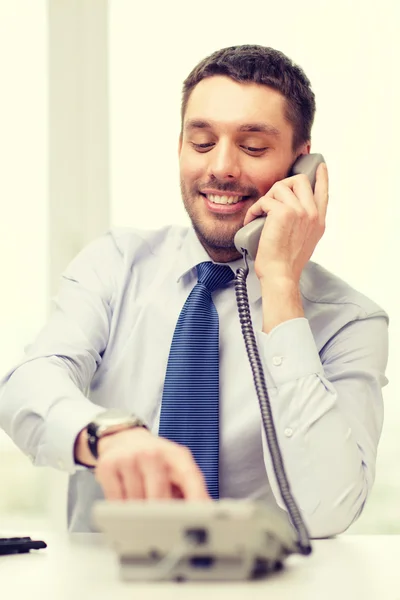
[181,45,316,151]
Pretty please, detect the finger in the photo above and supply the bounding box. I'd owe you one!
[289,173,319,216]
[267,182,307,215]
[171,483,184,499]
[138,452,173,499]
[273,173,319,220]
[119,459,145,499]
[243,196,287,226]
[96,464,126,501]
[314,162,329,221]
[166,445,211,501]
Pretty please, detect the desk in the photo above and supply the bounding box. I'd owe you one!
[0,533,399,599]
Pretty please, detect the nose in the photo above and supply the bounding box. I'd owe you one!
[207,140,241,180]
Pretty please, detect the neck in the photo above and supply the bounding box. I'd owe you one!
[193,230,242,263]
[203,244,242,264]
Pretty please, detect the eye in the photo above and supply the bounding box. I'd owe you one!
[242,146,268,154]
[191,142,214,152]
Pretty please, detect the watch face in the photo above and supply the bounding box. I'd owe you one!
[94,409,139,435]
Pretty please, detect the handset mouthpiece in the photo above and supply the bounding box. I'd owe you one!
[233,217,266,260]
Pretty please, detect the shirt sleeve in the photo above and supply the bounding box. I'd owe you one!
[0,232,123,473]
[255,315,389,538]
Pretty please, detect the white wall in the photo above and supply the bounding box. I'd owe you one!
[109,0,400,532]
[0,0,50,524]
[0,1,48,380]
[0,0,109,531]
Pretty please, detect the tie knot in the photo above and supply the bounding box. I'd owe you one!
[196,262,234,293]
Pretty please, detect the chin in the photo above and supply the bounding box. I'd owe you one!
[185,199,244,251]
[193,221,239,254]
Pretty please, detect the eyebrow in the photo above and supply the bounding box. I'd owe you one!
[184,119,280,137]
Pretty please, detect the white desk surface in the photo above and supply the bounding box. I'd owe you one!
[0,532,399,600]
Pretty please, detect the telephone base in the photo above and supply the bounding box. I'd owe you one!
[118,551,284,582]
[92,499,300,582]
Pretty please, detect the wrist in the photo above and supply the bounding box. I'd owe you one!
[256,257,301,285]
[259,274,301,299]
[74,410,148,468]
[87,410,148,460]
[97,426,150,457]
[260,277,304,333]
[74,428,96,468]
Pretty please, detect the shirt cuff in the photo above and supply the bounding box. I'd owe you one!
[256,318,324,386]
[45,400,107,474]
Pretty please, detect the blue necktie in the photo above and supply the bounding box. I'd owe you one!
[158,262,234,499]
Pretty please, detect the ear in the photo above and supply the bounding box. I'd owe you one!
[296,142,311,159]
[291,143,311,168]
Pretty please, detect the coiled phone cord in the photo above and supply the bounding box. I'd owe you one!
[234,251,312,556]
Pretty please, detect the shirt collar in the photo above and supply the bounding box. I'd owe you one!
[176,227,262,304]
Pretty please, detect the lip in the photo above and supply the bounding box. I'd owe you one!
[200,193,248,215]
[200,189,245,197]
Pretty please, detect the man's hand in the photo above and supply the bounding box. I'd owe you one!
[243,162,329,284]
[91,427,210,501]
[243,162,329,333]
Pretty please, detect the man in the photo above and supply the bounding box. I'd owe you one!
[0,45,388,537]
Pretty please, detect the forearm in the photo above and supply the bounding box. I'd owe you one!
[256,318,384,538]
[0,357,104,472]
[260,277,304,333]
[261,374,372,538]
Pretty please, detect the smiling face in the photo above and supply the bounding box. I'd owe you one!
[179,75,308,262]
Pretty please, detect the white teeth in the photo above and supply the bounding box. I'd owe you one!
[206,194,243,204]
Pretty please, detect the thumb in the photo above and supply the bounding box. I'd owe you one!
[314,162,329,221]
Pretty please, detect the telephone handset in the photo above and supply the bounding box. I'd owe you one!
[234,153,325,260]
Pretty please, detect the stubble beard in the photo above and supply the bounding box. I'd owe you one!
[180,180,239,254]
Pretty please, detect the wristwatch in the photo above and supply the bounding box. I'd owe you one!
[87,409,148,460]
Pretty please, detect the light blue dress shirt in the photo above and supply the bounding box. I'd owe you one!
[0,226,389,536]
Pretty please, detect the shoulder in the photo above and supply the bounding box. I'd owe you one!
[108,225,189,262]
[301,261,388,322]
[61,225,189,294]
[65,225,189,271]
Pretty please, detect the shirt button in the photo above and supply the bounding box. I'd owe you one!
[57,459,64,469]
[284,428,293,438]
[272,356,283,366]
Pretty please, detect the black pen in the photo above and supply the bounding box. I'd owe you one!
[0,536,47,555]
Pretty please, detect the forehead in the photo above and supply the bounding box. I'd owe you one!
[184,75,290,134]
